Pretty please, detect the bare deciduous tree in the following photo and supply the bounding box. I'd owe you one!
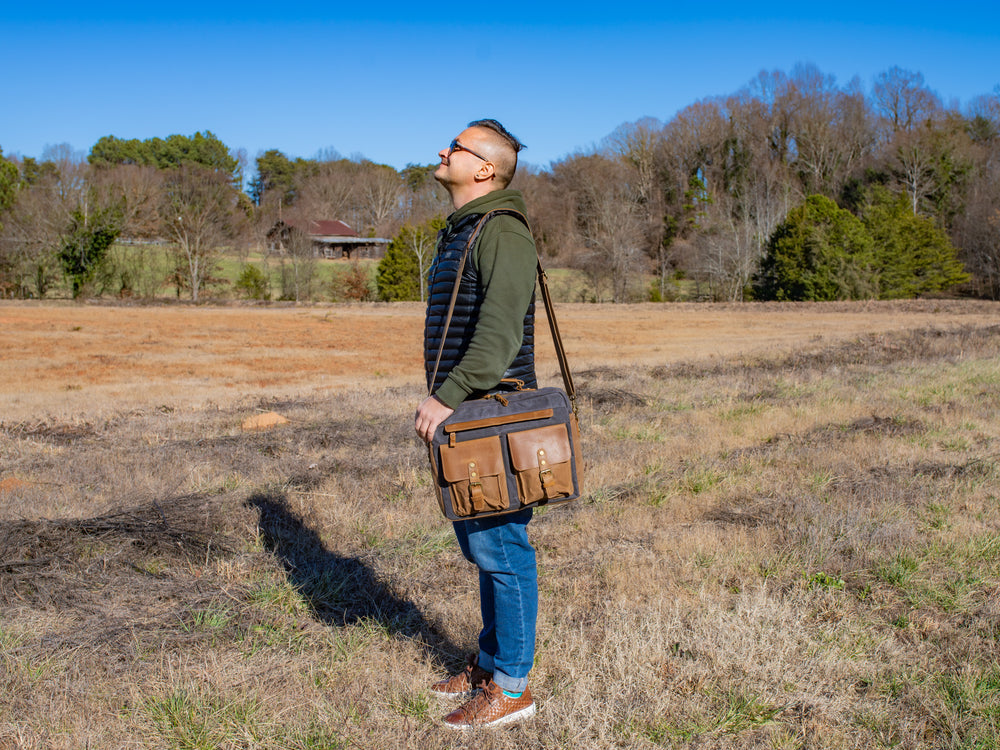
[692,191,760,301]
[274,205,318,301]
[605,118,671,297]
[0,154,90,297]
[952,123,1000,298]
[160,165,240,302]
[552,154,647,302]
[297,159,404,238]
[872,66,941,135]
[297,160,357,226]
[786,66,875,196]
[91,165,164,239]
[0,183,63,297]
[356,164,404,238]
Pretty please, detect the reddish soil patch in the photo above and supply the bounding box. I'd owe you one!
[3,299,998,419]
[0,477,31,494]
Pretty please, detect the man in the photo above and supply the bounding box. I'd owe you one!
[414,119,539,730]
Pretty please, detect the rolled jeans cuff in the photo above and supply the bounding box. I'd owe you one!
[479,651,529,693]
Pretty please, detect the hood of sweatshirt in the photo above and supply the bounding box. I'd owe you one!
[448,189,528,228]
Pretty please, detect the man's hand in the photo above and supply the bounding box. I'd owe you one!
[415,395,455,444]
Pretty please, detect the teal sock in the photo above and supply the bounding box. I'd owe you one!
[503,689,523,699]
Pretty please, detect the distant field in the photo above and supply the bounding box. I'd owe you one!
[2,298,997,421]
[1,299,999,748]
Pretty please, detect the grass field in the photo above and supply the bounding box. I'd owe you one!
[1,299,999,748]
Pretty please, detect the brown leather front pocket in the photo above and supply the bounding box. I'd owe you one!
[507,424,574,504]
[439,436,509,516]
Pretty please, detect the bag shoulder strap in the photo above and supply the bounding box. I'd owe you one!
[429,208,576,410]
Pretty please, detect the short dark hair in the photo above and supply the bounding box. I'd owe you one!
[467,119,524,187]
[467,119,526,154]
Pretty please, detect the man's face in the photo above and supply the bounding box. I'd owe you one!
[434,127,491,189]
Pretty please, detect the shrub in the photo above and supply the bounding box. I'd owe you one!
[753,195,875,301]
[235,264,271,300]
[862,188,969,299]
[331,262,374,302]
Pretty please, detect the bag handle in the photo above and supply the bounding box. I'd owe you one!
[428,209,576,411]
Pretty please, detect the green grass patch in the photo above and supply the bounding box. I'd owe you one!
[249,580,309,615]
[641,690,782,744]
[806,571,845,591]
[393,692,431,719]
[612,424,665,442]
[935,665,1000,748]
[183,606,234,633]
[720,403,767,421]
[396,524,455,558]
[289,723,349,749]
[680,465,724,495]
[922,501,953,531]
[326,618,396,664]
[874,553,919,588]
[146,686,264,750]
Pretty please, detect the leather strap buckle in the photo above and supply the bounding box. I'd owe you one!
[468,461,485,503]
[538,448,556,497]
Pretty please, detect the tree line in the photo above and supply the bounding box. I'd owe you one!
[512,64,997,302]
[2,64,998,303]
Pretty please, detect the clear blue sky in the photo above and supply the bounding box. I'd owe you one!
[2,2,998,172]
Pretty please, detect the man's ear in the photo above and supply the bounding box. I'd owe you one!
[474,162,496,182]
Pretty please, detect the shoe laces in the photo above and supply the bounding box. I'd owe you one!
[460,686,495,717]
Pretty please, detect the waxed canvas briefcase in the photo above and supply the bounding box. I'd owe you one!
[430,385,583,521]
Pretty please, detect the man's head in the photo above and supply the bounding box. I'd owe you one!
[434,119,525,208]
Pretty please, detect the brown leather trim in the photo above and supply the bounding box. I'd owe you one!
[444,408,554,434]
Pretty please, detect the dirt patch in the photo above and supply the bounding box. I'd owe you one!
[241,411,290,431]
[913,455,1000,479]
[844,415,925,436]
[0,477,31,494]
[703,498,791,528]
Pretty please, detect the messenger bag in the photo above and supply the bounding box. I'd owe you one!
[427,209,583,521]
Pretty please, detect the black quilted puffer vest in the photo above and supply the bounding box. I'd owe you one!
[424,211,536,396]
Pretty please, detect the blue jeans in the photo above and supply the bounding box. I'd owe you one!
[452,508,537,693]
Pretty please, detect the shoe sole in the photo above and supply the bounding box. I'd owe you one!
[442,702,536,730]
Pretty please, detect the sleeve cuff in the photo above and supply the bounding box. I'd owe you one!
[434,378,469,410]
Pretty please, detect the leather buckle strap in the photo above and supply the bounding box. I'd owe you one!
[538,448,557,497]
[467,461,484,503]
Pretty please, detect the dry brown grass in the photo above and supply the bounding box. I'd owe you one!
[3,298,997,421]
[2,299,1000,749]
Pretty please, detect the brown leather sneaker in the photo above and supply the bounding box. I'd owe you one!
[429,654,492,697]
[441,680,536,730]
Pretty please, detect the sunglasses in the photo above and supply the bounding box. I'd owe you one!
[448,139,490,162]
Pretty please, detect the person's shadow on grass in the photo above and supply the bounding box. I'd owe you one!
[245,490,461,670]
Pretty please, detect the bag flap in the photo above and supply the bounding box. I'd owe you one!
[439,435,504,481]
[508,424,572,471]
